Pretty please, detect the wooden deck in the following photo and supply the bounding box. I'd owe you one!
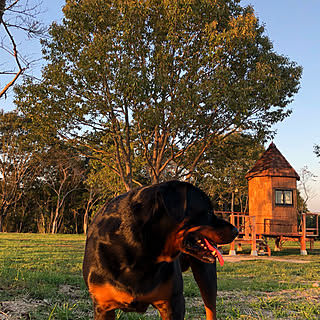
[215,211,319,256]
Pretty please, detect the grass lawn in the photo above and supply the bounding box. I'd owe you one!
[0,233,319,320]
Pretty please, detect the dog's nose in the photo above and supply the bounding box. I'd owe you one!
[232,227,239,238]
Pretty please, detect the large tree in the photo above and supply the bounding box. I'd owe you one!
[15,0,302,191]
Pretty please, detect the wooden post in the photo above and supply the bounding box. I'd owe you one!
[245,216,250,239]
[251,216,257,256]
[300,213,307,255]
[229,214,236,256]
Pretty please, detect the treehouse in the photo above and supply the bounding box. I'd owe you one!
[245,142,300,236]
[227,143,315,256]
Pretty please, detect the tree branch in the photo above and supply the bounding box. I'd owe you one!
[0,18,27,98]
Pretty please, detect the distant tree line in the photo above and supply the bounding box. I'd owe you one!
[1,0,303,233]
[0,110,268,233]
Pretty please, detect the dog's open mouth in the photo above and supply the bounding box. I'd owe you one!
[183,234,224,266]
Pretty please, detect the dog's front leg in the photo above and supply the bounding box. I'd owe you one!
[152,261,185,320]
[152,293,185,320]
[93,301,115,320]
[189,257,217,320]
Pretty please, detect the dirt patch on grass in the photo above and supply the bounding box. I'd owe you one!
[58,284,83,299]
[223,255,312,264]
[219,287,320,301]
[0,285,84,320]
[217,287,320,320]
[0,299,43,319]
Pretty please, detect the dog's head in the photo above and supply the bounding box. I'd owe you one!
[138,181,238,265]
[178,211,238,265]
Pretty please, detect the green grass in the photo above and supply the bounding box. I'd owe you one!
[0,233,319,319]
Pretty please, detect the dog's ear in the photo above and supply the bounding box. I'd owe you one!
[156,181,188,222]
[132,181,188,223]
[131,186,159,224]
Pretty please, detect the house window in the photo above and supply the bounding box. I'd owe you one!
[275,190,293,206]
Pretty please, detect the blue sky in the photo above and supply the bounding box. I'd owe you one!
[1,0,319,211]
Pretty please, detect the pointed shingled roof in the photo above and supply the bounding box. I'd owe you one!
[245,142,300,180]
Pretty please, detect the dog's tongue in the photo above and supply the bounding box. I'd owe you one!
[204,238,224,266]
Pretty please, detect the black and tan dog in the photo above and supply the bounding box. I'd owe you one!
[83,181,238,320]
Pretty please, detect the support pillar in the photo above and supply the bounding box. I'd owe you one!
[251,216,257,256]
[229,214,236,256]
[300,213,307,255]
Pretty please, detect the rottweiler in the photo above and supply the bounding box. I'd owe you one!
[83,180,238,320]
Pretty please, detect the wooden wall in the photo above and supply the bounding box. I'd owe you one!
[271,176,298,234]
[248,176,298,235]
[248,176,272,234]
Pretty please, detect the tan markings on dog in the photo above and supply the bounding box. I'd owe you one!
[89,279,173,310]
[196,227,229,244]
[205,305,216,320]
[156,223,186,263]
[184,225,228,244]
[89,283,134,310]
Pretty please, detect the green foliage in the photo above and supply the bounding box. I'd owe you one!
[196,133,265,211]
[15,0,302,189]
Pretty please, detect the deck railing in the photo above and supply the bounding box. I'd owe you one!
[214,211,319,256]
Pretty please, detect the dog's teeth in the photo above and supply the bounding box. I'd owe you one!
[197,240,202,243]
[204,246,208,250]
[200,243,204,247]
[211,252,216,256]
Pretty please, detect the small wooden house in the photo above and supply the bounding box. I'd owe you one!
[245,143,300,236]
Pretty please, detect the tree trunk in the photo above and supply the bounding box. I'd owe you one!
[73,210,78,234]
[231,192,234,212]
[83,191,92,235]
[0,0,5,24]
[83,210,88,235]
[0,206,8,232]
[51,206,60,234]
